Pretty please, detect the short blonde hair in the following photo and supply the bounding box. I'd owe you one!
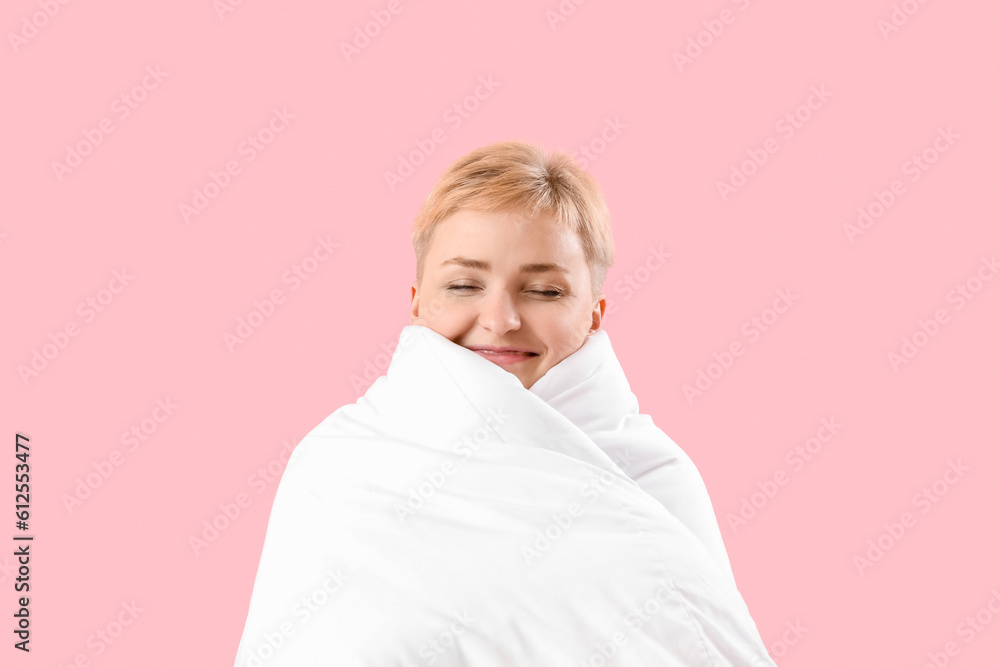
[411,140,615,299]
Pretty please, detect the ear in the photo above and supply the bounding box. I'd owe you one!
[589,295,606,334]
[410,281,420,324]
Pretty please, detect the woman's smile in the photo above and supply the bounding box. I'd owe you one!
[468,346,540,366]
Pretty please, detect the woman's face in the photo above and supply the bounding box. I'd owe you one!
[410,208,605,390]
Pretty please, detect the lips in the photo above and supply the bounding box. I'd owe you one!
[467,345,538,366]
[467,345,538,356]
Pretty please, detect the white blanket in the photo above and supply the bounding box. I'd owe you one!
[234,325,775,666]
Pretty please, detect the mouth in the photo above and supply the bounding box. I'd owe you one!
[467,346,539,366]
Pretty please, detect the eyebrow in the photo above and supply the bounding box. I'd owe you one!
[440,257,570,274]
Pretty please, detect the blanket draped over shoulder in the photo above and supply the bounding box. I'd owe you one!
[234,325,776,666]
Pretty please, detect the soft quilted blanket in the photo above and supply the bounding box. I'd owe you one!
[233,325,776,666]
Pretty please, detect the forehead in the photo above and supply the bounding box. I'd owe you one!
[429,209,587,267]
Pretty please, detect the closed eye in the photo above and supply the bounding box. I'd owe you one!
[446,286,563,297]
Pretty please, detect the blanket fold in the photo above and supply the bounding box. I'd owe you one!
[234,325,775,666]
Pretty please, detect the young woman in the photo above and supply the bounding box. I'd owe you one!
[234,141,775,666]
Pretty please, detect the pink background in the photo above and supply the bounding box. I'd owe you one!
[3,1,999,665]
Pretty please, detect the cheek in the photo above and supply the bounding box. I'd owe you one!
[541,309,589,344]
[421,295,470,334]
[541,316,591,363]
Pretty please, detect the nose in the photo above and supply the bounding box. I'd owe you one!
[478,288,520,334]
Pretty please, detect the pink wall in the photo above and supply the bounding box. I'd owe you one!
[3,1,998,664]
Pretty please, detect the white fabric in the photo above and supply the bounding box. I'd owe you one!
[234,325,775,666]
